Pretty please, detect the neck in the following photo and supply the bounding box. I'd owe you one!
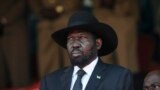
[78,56,98,68]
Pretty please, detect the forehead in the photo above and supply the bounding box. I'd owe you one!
[144,74,160,85]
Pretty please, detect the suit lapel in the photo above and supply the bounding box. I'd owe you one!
[60,59,106,90]
[61,67,74,90]
[85,59,106,90]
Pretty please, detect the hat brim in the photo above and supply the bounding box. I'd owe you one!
[51,23,118,56]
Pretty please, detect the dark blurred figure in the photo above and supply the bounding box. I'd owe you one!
[138,0,154,34]
[93,0,139,73]
[152,0,160,63]
[0,22,4,37]
[137,0,160,71]
[0,0,32,88]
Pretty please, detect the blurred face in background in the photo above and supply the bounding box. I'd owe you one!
[143,71,160,90]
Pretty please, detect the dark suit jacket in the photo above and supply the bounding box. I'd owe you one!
[40,59,134,90]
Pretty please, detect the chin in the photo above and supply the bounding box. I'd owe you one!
[70,56,86,66]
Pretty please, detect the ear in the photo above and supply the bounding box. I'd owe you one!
[96,38,102,50]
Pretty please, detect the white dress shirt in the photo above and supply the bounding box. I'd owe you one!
[70,57,98,90]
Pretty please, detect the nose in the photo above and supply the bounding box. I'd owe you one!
[72,40,80,48]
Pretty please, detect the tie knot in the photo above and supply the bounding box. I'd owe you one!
[77,69,86,77]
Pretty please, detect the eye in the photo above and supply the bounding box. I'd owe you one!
[150,84,160,89]
[143,87,148,90]
[155,85,160,89]
[79,35,87,39]
[67,36,73,41]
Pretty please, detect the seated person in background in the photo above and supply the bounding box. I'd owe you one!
[143,70,160,90]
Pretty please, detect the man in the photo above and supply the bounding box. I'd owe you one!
[143,70,160,90]
[40,11,134,90]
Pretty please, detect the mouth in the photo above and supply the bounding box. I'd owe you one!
[71,50,82,57]
[72,53,81,57]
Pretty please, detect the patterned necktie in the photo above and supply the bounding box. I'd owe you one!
[72,69,86,90]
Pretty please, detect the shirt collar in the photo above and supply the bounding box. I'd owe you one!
[73,57,98,76]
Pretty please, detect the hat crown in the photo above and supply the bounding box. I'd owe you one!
[68,11,99,27]
[52,10,118,56]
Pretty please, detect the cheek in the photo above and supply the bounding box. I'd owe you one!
[82,42,94,52]
[67,43,72,52]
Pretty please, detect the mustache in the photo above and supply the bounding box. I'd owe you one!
[71,48,81,53]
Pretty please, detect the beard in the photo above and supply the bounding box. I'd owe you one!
[69,47,97,66]
[70,55,88,66]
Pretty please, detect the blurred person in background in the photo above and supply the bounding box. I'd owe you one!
[93,0,140,73]
[143,70,160,90]
[151,0,160,63]
[0,0,32,88]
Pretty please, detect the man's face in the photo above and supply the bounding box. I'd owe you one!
[67,30,102,67]
[143,74,160,90]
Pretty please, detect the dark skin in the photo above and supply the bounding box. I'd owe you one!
[67,29,102,68]
[143,70,160,90]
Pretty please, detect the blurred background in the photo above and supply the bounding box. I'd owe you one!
[0,0,160,90]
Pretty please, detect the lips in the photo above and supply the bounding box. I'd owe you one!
[71,50,82,57]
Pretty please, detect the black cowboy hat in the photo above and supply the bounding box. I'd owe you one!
[51,11,118,56]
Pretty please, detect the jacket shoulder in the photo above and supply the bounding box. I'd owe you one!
[45,66,71,78]
[100,62,133,77]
